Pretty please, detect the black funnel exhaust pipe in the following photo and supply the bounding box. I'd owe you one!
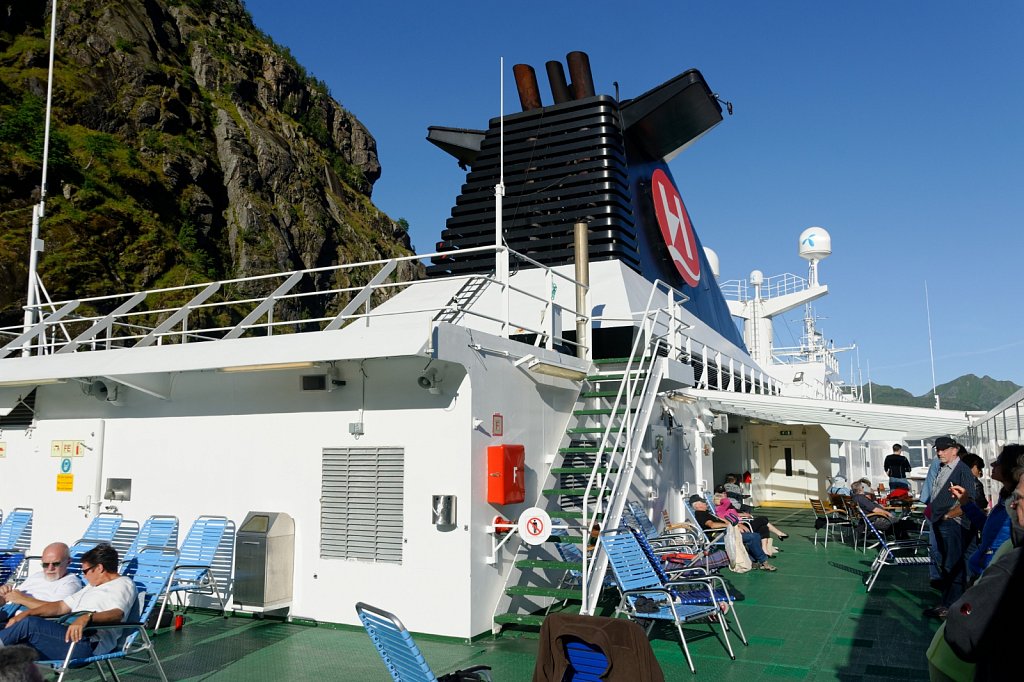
[513,64,542,111]
[545,60,572,104]
[567,51,595,100]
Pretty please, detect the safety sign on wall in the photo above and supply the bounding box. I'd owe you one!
[517,507,552,546]
[60,458,72,474]
[56,473,74,492]
[50,440,86,457]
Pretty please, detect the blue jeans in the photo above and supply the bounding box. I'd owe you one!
[933,519,970,607]
[742,531,769,563]
[0,615,95,661]
[928,520,941,580]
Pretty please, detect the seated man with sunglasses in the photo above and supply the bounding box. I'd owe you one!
[0,543,136,661]
[0,543,81,624]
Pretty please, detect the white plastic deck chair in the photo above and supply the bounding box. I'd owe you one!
[355,602,492,681]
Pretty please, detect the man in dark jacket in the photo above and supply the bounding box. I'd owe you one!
[924,436,977,619]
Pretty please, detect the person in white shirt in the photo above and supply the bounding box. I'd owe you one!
[0,544,136,661]
[0,543,81,623]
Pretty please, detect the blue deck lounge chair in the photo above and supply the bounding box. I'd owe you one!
[356,602,492,681]
[600,527,735,674]
[622,501,698,551]
[0,508,33,584]
[122,515,179,570]
[67,513,125,574]
[38,546,178,682]
[858,506,931,592]
[155,515,230,629]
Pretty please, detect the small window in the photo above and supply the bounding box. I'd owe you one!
[321,447,404,564]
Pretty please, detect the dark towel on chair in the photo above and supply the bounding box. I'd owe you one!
[532,612,665,682]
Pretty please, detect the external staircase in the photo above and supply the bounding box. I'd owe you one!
[492,345,668,631]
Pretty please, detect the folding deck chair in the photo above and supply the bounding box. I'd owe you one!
[600,527,736,674]
[38,546,177,682]
[155,515,230,629]
[626,527,747,648]
[681,497,727,553]
[622,501,698,550]
[857,506,931,592]
[0,508,33,584]
[356,602,492,681]
[67,513,125,574]
[122,515,179,569]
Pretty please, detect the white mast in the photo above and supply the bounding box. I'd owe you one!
[925,281,939,409]
[495,57,508,336]
[23,0,59,344]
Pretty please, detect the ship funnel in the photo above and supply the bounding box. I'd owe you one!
[567,51,595,99]
[545,61,572,104]
[513,64,542,111]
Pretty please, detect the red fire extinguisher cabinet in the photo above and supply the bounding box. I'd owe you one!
[487,444,525,505]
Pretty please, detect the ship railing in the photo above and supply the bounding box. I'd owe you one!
[1,245,590,359]
[960,388,1024,503]
[719,272,809,302]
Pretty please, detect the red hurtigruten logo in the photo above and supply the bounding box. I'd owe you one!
[651,168,700,287]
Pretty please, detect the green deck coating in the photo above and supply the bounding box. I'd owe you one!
[53,509,941,680]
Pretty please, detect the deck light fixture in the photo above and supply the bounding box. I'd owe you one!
[513,354,587,381]
[0,377,67,388]
[220,361,316,373]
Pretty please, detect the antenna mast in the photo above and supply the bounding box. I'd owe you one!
[23,0,59,342]
[925,281,939,409]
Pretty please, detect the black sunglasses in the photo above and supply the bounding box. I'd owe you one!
[81,564,100,575]
[41,561,65,568]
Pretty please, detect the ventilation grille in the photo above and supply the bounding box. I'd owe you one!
[0,389,36,429]
[321,447,404,564]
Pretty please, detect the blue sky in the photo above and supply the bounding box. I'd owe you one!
[244,1,1024,397]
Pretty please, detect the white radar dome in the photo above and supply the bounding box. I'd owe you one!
[703,247,720,279]
[799,227,831,261]
[749,270,763,286]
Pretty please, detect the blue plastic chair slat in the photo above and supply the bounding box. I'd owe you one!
[357,607,437,681]
[124,516,179,562]
[564,640,608,681]
[0,508,32,551]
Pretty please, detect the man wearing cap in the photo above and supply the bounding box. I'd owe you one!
[924,436,976,619]
[689,494,777,571]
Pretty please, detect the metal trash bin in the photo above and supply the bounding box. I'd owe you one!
[234,511,295,612]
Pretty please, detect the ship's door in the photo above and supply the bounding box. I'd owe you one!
[764,440,814,503]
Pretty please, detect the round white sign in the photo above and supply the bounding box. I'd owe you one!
[517,507,553,546]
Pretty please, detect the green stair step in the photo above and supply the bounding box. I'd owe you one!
[515,559,581,570]
[548,510,603,520]
[550,466,615,475]
[505,586,581,599]
[543,488,599,497]
[494,613,547,627]
[586,371,648,381]
[581,389,643,398]
[557,446,623,454]
[567,427,607,434]
[573,407,635,416]
[548,534,583,544]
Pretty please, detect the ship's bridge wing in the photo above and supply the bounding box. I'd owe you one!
[687,389,972,440]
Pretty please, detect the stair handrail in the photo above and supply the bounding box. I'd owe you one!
[579,279,688,612]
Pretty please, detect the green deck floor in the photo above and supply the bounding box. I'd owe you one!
[55,509,941,681]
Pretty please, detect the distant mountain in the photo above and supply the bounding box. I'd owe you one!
[863,374,1021,412]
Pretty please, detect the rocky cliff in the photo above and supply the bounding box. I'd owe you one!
[0,0,416,325]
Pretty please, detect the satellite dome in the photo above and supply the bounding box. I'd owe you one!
[749,269,763,285]
[703,247,720,278]
[799,227,831,260]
